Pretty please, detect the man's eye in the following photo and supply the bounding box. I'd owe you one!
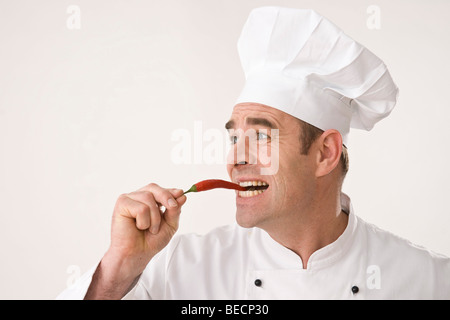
[230,135,238,145]
[257,131,269,140]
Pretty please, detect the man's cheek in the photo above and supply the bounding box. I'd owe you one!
[226,147,235,167]
[259,141,280,175]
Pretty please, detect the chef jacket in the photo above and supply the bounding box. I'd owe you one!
[58,193,450,299]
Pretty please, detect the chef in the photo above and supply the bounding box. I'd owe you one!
[58,7,450,299]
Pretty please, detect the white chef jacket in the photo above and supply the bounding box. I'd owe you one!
[58,193,450,299]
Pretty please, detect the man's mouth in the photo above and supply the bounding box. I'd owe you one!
[238,180,269,197]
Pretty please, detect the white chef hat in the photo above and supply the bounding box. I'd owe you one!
[235,7,399,145]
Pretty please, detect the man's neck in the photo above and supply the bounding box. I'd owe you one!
[263,189,348,269]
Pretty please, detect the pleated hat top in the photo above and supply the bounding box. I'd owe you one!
[235,6,399,145]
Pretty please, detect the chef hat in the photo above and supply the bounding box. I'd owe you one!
[235,7,399,145]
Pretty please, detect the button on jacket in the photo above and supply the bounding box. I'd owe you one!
[58,194,450,299]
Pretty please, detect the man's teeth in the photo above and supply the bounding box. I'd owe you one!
[238,189,266,197]
[238,181,268,197]
[239,181,268,187]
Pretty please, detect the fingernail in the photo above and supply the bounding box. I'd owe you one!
[168,198,177,207]
[151,226,159,234]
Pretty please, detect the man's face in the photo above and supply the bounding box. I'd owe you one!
[226,103,317,231]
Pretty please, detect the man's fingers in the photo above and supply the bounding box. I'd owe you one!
[116,194,152,231]
[122,185,188,234]
[126,191,162,234]
[161,190,186,230]
[139,183,186,210]
[169,188,186,203]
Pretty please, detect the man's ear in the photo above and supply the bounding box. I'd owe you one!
[315,129,343,178]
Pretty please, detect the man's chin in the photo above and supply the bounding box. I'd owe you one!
[235,209,264,229]
[235,218,255,229]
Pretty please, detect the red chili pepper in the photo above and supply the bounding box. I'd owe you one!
[183,179,247,194]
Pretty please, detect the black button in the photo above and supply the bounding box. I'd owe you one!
[254,279,262,287]
[351,286,359,294]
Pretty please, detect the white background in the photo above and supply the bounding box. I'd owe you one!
[0,0,449,299]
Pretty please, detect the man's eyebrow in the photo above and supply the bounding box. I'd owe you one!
[245,117,277,129]
[225,118,277,130]
[225,120,235,130]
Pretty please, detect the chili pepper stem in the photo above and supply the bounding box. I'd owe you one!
[183,184,197,195]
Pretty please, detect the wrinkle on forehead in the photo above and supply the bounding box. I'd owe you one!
[227,103,298,132]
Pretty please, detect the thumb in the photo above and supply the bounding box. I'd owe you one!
[163,189,187,230]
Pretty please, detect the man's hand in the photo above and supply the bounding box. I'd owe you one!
[84,183,187,299]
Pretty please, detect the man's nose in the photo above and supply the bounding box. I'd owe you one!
[234,134,257,166]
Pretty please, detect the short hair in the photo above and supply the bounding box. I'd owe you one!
[297,119,349,177]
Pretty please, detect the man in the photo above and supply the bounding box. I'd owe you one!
[59,7,450,299]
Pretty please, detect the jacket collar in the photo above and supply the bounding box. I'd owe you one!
[255,193,358,271]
